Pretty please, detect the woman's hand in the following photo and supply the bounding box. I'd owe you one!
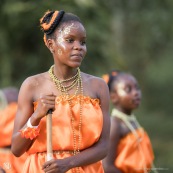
[42,159,70,173]
[33,94,56,121]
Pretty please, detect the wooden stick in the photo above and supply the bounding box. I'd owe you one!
[46,109,53,161]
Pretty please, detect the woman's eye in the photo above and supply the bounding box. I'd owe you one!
[66,38,73,43]
[125,86,131,93]
[81,41,86,45]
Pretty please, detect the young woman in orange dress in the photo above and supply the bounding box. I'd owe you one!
[102,70,157,173]
[11,10,110,173]
[0,87,27,173]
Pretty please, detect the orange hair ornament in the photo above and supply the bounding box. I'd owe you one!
[40,11,59,31]
[102,71,119,84]
[40,10,65,45]
[102,74,109,84]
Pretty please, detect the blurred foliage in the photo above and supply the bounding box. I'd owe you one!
[0,0,173,171]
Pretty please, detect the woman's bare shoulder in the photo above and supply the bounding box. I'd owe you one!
[81,72,109,99]
[21,72,48,88]
[18,72,50,101]
[82,72,106,85]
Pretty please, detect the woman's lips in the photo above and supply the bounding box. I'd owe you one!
[71,54,83,61]
[132,98,141,105]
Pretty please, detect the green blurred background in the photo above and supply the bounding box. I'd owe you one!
[0,0,172,172]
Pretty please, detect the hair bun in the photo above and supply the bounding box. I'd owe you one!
[40,10,65,35]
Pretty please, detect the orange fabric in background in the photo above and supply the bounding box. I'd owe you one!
[0,149,28,173]
[0,103,27,173]
[23,96,104,173]
[115,128,154,173]
[0,149,16,173]
[0,103,17,147]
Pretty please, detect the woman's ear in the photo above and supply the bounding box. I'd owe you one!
[46,39,55,54]
[110,91,118,105]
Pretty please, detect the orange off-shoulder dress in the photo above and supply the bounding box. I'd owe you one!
[112,109,155,173]
[115,128,154,173]
[0,103,27,173]
[22,95,104,173]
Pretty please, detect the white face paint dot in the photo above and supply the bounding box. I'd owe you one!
[58,49,62,55]
[57,36,64,45]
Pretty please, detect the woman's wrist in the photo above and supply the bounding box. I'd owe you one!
[19,113,41,140]
[27,117,38,128]
[30,112,42,126]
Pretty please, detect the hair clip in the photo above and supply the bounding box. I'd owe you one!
[102,74,109,84]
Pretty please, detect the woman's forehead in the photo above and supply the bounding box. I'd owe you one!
[116,75,137,86]
[55,21,86,37]
[58,21,84,31]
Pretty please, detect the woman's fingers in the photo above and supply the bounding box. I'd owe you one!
[34,94,57,118]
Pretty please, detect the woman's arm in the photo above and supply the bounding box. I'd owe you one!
[102,117,123,173]
[42,78,111,172]
[11,77,56,157]
[11,77,36,156]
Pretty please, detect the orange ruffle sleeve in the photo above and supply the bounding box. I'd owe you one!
[22,95,104,173]
[115,128,154,173]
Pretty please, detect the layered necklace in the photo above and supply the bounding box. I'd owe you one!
[111,108,142,139]
[49,65,83,172]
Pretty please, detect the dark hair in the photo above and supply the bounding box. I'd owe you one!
[40,10,65,35]
[107,70,127,91]
[40,10,82,44]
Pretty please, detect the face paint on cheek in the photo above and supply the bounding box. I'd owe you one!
[57,23,79,49]
[57,31,65,49]
[117,88,126,97]
[116,83,126,97]
[58,49,62,55]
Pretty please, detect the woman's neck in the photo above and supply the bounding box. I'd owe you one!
[53,65,78,81]
[114,106,133,116]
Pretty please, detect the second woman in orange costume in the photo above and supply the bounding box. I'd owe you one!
[11,10,110,173]
[102,70,156,173]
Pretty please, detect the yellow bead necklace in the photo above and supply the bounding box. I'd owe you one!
[48,65,83,173]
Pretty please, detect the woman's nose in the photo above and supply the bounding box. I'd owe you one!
[133,89,141,97]
[73,41,82,50]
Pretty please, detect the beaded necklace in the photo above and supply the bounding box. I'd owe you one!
[49,65,80,92]
[111,108,142,139]
[49,65,83,173]
[111,109,158,173]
